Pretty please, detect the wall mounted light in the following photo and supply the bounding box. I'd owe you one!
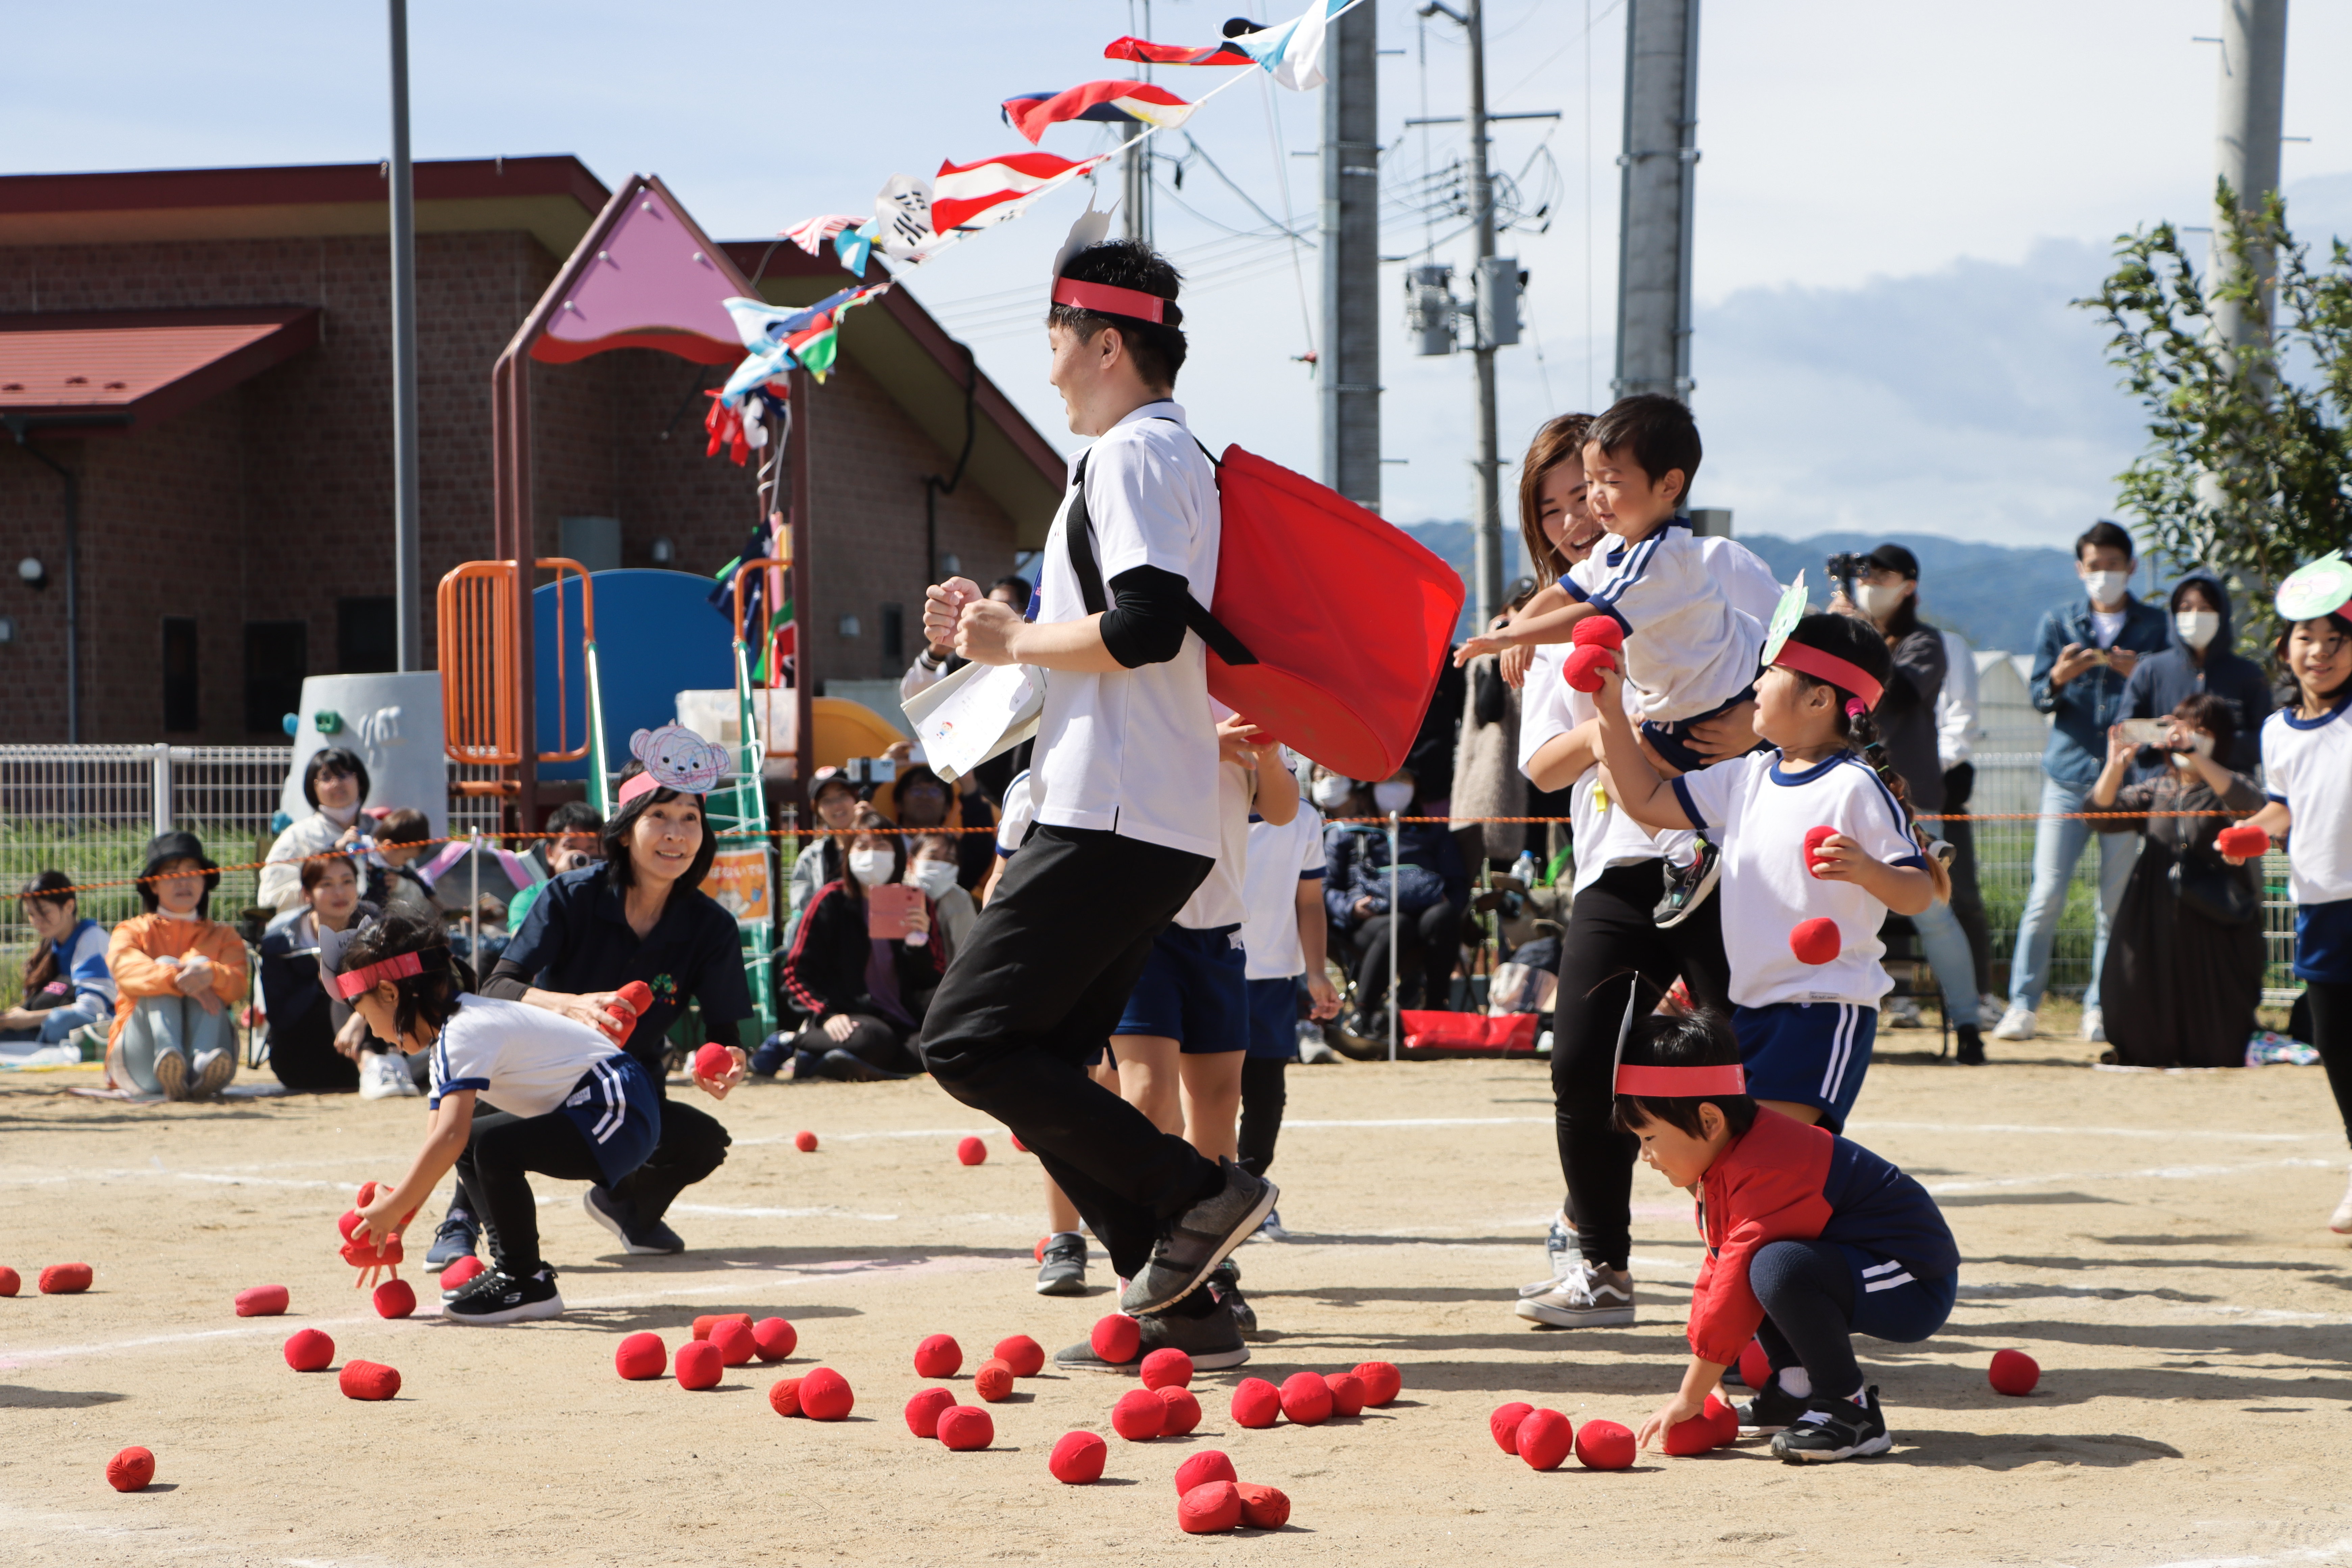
[650,537,675,564]
[17,557,47,590]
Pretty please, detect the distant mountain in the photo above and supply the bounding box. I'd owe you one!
[1396,522,2101,653]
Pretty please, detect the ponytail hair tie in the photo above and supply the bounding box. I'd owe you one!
[1844,697,1869,720]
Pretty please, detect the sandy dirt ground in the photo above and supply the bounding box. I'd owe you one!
[5,1024,2352,1568]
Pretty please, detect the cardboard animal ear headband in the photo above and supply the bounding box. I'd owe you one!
[1048,204,1176,326]
[618,723,733,807]
[1609,988,1748,1098]
[2276,552,2352,623]
[334,951,424,1000]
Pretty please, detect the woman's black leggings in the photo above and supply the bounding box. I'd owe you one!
[2307,980,2352,1147]
[794,1014,922,1074]
[1238,1056,1288,1179]
[1551,860,1731,1270]
[457,1108,606,1277]
[1351,902,1461,1011]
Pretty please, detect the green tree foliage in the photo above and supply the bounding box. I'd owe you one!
[2081,180,2352,623]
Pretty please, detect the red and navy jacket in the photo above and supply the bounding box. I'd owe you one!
[1685,1108,1958,1366]
[779,880,946,1025]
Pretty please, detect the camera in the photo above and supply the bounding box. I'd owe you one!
[1826,552,1871,598]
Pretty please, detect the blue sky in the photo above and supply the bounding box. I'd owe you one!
[6,1,2351,546]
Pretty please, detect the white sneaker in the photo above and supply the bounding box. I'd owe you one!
[1518,1210,1576,1297]
[360,1052,419,1100]
[1882,997,1924,1029]
[2330,1168,2352,1235]
[1299,1035,1341,1065]
[1514,1257,1634,1327]
[2079,1007,2106,1043]
[1990,1006,2038,1042]
[1979,993,2007,1026]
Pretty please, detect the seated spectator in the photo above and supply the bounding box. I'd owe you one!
[2090,695,2268,1067]
[890,760,996,892]
[0,871,116,1063]
[106,831,248,1100]
[756,810,945,1082]
[257,748,371,913]
[365,808,441,918]
[259,854,374,1093]
[508,802,604,932]
[1325,767,1469,1033]
[785,765,861,951]
[907,831,977,959]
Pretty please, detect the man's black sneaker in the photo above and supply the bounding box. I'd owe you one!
[1121,1159,1277,1317]
[1736,1376,1813,1435]
[1036,1233,1088,1297]
[582,1187,684,1255]
[426,1209,481,1269]
[1769,1386,1892,1463]
[1653,838,1721,928]
[1209,1259,1262,1339]
[1954,1026,1986,1065]
[1053,1301,1250,1374]
[443,1266,563,1325]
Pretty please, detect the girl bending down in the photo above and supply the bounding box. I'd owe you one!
[341,909,662,1324]
[1593,611,1949,1130]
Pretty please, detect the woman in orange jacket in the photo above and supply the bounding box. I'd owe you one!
[107,831,247,1100]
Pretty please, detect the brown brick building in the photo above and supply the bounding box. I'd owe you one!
[0,158,1064,744]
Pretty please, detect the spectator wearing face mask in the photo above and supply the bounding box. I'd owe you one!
[2120,570,2273,776]
[1324,768,1469,1032]
[906,832,976,959]
[888,761,997,894]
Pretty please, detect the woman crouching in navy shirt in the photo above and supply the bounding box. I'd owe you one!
[457,758,754,1262]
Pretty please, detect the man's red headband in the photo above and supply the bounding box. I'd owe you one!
[1613,1062,1749,1097]
[1772,641,1884,712]
[334,951,424,999]
[1051,276,1169,324]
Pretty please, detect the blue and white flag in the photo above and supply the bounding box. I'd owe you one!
[1230,0,1350,91]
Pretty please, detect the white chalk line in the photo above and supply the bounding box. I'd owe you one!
[2141,1537,2352,1568]
[1925,1156,2342,1194]
[1854,1121,2324,1143]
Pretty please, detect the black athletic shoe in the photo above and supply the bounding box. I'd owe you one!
[1954,1026,1986,1065]
[1209,1259,1263,1339]
[443,1266,563,1325]
[1036,1233,1088,1297]
[426,1209,481,1269]
[1653,838,1721,928]
[1121,1159,1278,1317]
[1053,1301,1251,1374]
[1736,1378,1813,1435]
[582,1186,685,1255]
[819,1048,911,1083]
[1769,1386,1892,1463]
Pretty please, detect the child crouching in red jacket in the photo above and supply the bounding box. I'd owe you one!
[1618,1007,1958,1463]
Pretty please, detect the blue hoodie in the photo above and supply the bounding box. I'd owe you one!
[2029,590,2173,787]
[2120,570,2275,775]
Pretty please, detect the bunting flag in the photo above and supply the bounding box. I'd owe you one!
[1002,80,1196,145]
[931,150,1097,233]
[1102,35,1254,66]
[875,173,939,259]
[782,214,865,255]
[1230,0,1349,91]
[834,219,878,277]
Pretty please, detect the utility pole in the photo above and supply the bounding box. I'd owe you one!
[1320,0,1380,510]
[2211,0,2288,366]
[388,0,423,670]
[1123,0,1154,243]
[1462,0,1501,630]
[1613,0,1700,404]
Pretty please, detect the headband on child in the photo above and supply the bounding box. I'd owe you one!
[1050,275,1169,324]
[334,950,424,1000]
[616,722,733,807]
[2276,552,2352,623]
[1608,990,1749,1098]
[1771,640,1884,714]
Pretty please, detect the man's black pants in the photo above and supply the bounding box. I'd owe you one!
[920,825,1220,1279]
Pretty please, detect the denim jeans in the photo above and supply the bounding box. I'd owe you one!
[2008,776,2141,1012]
[1909,897,1980,1028]
[117,994,236,1094]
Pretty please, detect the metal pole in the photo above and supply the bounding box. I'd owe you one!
[388,0,423,671]
[1321,0,1381,510]
[1465,0,1503,628]
[469,827,481,962]
[1388,808,1401,1062]
[1613,0,1701,401]
[151,744,172,835]
[2212,0,2289,366]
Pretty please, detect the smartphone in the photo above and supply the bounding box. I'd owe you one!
[866,883,921,940]
[2117,718,2170,746]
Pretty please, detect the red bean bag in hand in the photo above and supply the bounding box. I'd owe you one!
[1563,644,1619,693]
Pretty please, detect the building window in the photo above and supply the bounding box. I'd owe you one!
[244,620,308,734]
[162,616,199,732]
[338,596,396,673]
[879,602,904,668]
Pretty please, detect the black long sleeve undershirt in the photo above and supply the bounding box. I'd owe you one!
[1098,564,1195,669]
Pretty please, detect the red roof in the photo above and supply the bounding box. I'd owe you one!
[0,307,321,435]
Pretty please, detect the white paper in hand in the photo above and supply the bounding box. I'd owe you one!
[903,660,1045,783]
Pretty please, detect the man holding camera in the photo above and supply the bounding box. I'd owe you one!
[1989,521,2172,1046]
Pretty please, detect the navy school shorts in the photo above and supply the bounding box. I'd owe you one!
[1113,923,1247,1054]
[1731,1000,1876,1133]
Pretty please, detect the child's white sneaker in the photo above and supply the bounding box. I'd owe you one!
[360,1052,419,1100]
[2329,1167,2352,1235]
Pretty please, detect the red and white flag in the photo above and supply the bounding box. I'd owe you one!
[931,151,1097,232]
[1002,80,1196,145]
[781,214,864,256]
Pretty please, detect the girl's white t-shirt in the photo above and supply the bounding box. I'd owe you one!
[2262,700,2352,905]
[1240,804,1327,980]
[1670,749,1926,1009]
[428,993,624,1119]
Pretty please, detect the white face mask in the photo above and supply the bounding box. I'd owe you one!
[1372,781,1414,814]
[846,848,894,887]
[2083,569,2131,607]
[1312,776,1355,809]
[1854,583,1908,623]
[908,857,958,898]
[2175,610,2220,650]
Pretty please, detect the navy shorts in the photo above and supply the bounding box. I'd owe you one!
[1114,923,1247,1053]
[1732,1001,1876,1133]
[558,1051,663,1186]
[1839,1243,1957,1344]
[1641,690,1765,775]
[1245,976,1302,1060]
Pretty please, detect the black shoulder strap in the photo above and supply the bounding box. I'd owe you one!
[1065,430,1257,667]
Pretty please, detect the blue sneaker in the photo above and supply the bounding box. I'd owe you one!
[750,1031,794,1077]
[426,1208,480,1268]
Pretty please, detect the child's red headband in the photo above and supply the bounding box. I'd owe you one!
[1772,641,1884,713]
[1607,991,1748,1098]
[334,951,424,1000]
[1051,276,1169,324]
